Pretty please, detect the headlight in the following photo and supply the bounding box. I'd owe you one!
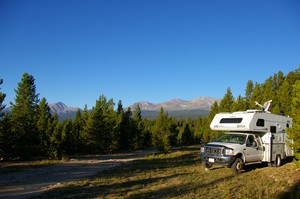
[224,148,234,155]
[200,146,205,153]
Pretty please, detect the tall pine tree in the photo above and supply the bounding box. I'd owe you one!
[10,73,40,159]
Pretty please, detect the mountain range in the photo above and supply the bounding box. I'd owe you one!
[129,96,219,119]
[3,96,220,120]
[129,96,218,111]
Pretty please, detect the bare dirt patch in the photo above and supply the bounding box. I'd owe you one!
[0,150,156,199]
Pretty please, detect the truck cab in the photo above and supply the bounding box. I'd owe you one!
[200,108,293,173]
[200,132,264,173]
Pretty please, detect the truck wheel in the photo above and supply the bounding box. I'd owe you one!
[231,158,244,173]
[202,161,213,169]
[274,155,281,167]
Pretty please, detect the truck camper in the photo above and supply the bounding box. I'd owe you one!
[200,100,294,173]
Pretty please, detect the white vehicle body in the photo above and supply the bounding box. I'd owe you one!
[200,109,293,173]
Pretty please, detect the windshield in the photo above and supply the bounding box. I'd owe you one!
[215,134,247,145]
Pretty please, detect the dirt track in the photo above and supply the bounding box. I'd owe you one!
[0,150,156,199]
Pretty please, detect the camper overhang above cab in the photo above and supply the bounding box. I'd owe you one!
[210,109,292,133]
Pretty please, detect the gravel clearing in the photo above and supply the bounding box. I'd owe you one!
[0,150,156,199]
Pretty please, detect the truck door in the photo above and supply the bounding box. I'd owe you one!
[245,135,263,162]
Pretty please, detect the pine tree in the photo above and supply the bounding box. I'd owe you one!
[193,117,203,144]
[219,87,234,112]
[153,107,170,153]
[83,95,115,153]
[249,83,262,109]
[232,95,247,112]
[72,109,84,153]
[0,78,9,159]
[180,123,194,145]
[36,98,52,156]
[111,100,123,150]
[10,73,40,159]
[168,117,179,146]
[132,104,144,149]
[278,75,293,116]
[245,80,253,109]
[202,101,221,143]
[287,80,300,168]
[118,107,133,150]
[0,114,13,159]
[261,77,275,108]
[0,79,6,117]
[50,121,64,159]
[61,119,74,155]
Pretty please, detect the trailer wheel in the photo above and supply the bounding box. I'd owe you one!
[202,161,213,169]
[274,155,281,167]
[231,158,244,173]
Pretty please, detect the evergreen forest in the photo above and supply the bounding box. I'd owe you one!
[0,67,299,168]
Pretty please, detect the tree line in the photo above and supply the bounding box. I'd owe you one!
[0,67,299,165]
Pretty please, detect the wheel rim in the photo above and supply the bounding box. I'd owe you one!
[276,156,281,166]
[236,160,243,170]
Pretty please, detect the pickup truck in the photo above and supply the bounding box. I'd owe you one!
[200,132,264,173]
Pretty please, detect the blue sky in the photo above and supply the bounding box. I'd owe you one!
[1,0,299,108]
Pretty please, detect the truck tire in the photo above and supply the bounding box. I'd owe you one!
[231,158,244,173]
[202,161,213,169]
[274,155,281,167]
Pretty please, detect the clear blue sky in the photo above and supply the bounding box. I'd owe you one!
[1,0,299,108]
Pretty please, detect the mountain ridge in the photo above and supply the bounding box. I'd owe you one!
[129,96,220,111]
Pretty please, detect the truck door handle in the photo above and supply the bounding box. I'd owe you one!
[243,148,246,150]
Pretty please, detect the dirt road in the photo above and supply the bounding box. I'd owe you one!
[0,150,156,199]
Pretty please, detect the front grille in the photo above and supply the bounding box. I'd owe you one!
[205,146,223,155]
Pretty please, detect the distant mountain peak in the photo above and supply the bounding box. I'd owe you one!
[49,102,80,114]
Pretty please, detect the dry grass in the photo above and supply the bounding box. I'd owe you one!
[36,147,300,199]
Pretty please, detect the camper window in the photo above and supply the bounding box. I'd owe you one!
[256,119,265,127]
[220,118,243,123]
[270,126,276,133]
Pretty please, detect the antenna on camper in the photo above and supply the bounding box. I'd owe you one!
[255,100,272,113]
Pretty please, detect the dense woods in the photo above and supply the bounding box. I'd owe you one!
[0,67,300,167]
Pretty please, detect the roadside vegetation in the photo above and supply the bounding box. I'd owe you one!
[36,147,300,199]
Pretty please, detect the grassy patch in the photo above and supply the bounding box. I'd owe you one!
[37,147,300,199]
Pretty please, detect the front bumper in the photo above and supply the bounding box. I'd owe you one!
[199,152,235,167]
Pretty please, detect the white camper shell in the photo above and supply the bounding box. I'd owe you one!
[210,109,292,133]
[200,108,294,173]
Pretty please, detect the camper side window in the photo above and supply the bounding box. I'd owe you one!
[220,118,243,123]
[256,119,265,127]
[270,126,276,133]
